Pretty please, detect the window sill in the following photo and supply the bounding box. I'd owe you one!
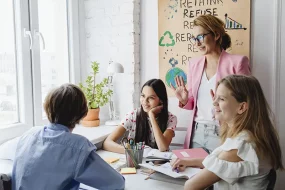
[0,123,31,145]
[72,125,116,144]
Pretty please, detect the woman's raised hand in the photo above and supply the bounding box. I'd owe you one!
[210,89,215,101]
[170,76,189,105]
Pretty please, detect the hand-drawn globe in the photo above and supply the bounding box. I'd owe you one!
[165,67,187,88]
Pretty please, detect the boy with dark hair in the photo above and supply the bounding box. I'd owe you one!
[12,84,125,190]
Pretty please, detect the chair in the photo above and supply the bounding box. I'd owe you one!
[0,174,11,190]
[169,127,187,150]
[266,169,276,190]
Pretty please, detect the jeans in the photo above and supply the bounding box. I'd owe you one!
[191,122,220,153]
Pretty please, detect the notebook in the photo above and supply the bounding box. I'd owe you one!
[149,172,187,185]
[172,148,208,159]
[143,148,173,159]
[140,162,201,179]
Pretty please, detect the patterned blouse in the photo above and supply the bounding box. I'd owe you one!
[120,108,177,143]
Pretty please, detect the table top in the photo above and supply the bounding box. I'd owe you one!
[94,150,184,190]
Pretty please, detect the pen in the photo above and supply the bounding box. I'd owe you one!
[174,167,179,173]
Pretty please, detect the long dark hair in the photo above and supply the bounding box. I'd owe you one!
[135,79,169,148]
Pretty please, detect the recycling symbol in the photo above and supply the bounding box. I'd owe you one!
[159,31,175,47]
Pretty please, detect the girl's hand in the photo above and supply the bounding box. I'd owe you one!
[210,89,215,120]
[170,76,188,105]
[210,89,215,100]
[170,158,188,172]
[149,105,163,117]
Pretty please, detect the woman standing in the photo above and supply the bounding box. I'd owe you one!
[171,14,250,152]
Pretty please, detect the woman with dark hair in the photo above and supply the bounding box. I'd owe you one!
[103,79,177,153]
[171,14,251,152]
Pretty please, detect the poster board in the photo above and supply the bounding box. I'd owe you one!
[158,0,251,96]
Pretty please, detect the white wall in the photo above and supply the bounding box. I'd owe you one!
[140,0,285,188]
[275,0,285,187]
[81,0,141,122]
[140,0,193,130]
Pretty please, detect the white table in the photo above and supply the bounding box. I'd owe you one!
[92,150,184,190]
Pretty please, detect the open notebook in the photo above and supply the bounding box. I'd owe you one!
[149,172,187,186]
[140,162,201,179]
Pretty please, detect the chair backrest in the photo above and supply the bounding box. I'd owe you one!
[266,169,276,190]
[0,174,11,190]
[169,127,187,150]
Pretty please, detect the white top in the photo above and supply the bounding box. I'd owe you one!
[120,108,177,143]
[195,71,217,125]
[202,131,272,190]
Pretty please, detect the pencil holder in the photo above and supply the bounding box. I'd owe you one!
[125,149,144,169]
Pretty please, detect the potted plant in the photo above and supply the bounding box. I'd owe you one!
[79,61,113,127]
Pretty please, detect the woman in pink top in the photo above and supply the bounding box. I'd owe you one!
[171,14,251,152]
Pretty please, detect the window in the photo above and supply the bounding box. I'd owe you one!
[0,0,80,142]
[32,0,70,123]
[0,0,18,126]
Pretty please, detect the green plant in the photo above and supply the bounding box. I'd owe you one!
[79,61,113,109]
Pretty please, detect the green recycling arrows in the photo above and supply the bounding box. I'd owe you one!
[159,31,175,47]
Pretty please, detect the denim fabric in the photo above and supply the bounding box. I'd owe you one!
[191,122,220,152]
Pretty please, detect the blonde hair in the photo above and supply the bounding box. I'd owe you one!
[217,75,283,170]
[194,14,231,50]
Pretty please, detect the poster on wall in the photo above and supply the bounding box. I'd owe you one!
[158,0,251,96]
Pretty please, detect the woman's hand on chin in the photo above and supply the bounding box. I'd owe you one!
[148,105,163,117]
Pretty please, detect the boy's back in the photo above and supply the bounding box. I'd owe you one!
[12,124,125,190]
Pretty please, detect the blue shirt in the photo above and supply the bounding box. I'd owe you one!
[12,124,125,190]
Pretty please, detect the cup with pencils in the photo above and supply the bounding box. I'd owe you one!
[121,137,145,169]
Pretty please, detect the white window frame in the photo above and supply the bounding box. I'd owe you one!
[0,0,32,144]
[67,0,82,85]
[0,0,81,144]
[29,0,45,125]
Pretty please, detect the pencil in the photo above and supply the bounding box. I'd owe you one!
[144,176,151,180]
[144,170,156,180]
